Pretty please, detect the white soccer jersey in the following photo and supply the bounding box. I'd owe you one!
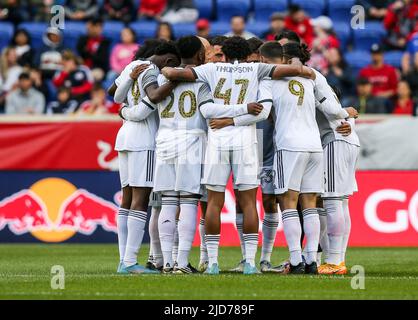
[272,76,322,152]
[114,61,160,152]
[192,61,275,150]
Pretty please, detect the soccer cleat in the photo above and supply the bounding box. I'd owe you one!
[259,260,272,273]
[338,262,348,275]
[198,261,209,273]
[117,262,129,274]
[163,263,173,274]
[270,260,291,274]
[318,263,346,275]
[228,259,245,272]
[305,262,318,275]
[204,263,220,275]
[289,262,306,274]
[243,263,261,275]
[124,263,160,274]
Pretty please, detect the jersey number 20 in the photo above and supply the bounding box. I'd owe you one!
[161,91,197,119]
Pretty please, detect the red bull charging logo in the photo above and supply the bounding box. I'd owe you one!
[0,178,118,242]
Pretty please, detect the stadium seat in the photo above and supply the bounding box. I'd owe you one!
[291,0,325,18]
[384,51,404,69]
[345,50,371,76]
[328,0,355,22]
[247,22,270,38]
[130,21,158,44]
[209,21,230,37]
[103,21,124,49]
[18,22,48,50]
[62,21,86,51]
[0,22,14,52]
[173,23,196,38]
[254,0,288,21]
[333,22,352,51]
[353,21,386,51]
[195,0,213,19]
[216,0,251,21]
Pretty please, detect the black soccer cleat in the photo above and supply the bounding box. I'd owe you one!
[289,262,306,274]
[305,262,318,275]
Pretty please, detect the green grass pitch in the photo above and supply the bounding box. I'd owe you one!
[0,244,417,300]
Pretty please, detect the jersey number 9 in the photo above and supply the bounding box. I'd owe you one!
[288,80,305,106]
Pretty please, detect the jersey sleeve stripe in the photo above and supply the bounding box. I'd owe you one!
[141,99,155,110]
[268,66,276,78]
[258,99,273,104]
[143,81,158,91]
[198,99,214,108]
[190,68,198,80]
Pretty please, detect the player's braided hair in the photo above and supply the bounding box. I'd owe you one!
[222,36,252,61]
[282,42,311,64]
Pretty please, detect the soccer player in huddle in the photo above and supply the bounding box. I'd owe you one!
[162,36,314,274]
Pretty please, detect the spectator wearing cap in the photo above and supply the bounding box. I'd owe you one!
[46,87,79,114]
[102,0,135,23]
[5,72,45,114]
[344,77,390,114]
[162,0,199,24]
[76,17,111,81]
[358,0,390,20]
[196,19,210,39]
[65,0,99,21]
[284,4,314,47]
[262,13,286,41]
[36,27,64,79]
[10,29,34,68]
[138,0,166,20]
[225,16,256,40]
[392,80,415,115]
[359,44,399,101]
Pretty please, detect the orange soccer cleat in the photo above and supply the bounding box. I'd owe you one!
[318,263,347,275]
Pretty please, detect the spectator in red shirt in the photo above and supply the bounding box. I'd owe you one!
[284,4,314,47]
[262,13,286,41]
[392,80,415,114]
[359,44,399,101]
[78,84,120,115]
[139,0,167,20]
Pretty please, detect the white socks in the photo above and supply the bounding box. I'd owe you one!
[341,197,351,263]
[282,209,302,266]
[324,198,344,265]
[302,208,320,265]
[318,207,329,263]
[261,213,279,262]
[172,219,179,263]
[206,234,220,267]
[117,208,129,263]
[123,210,148,267]
[243,233,258,267]
[149,206,162,268]
[199,217,208,263]
[177,199,199,268]
[158,196,179,268]
[235,212,246,260]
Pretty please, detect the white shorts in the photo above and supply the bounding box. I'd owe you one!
[202,143,259,192]
[118,150,155,188]
[260,166,275,195]
[323,141,359,198]
[274,150,324,194]
[149,192,162,207]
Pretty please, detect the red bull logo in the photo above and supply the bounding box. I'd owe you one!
[0,178,118,242]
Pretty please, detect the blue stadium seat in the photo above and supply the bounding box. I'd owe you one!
[328,0,355,23]
[209,21,230,36]
[384,51,404,69]
[195,0,213,19]
[103,21,124,49]
[333,22,352,51]
[173,23,196,38]
[254,0,288,21]
[18,22,48,50]
[345,50,371,76]
[0,22,14,51]
[216,0,251,21]
[291,0,325,18]
[62,21,86,51]
[130,21,158,44]
[353,21,386,51]
[247,22,270,38]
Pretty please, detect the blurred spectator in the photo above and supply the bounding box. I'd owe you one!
[262,13,286,41]
[359,44,399,101]
[65,0,99,21]
[284,4,314,47]
[155,22,175,41]
[225,16,256,40]
[102,0,135,23]
[29,67,49,100]
[77,84,119,114]
[162,0,198,24]
[309,16,340,72]
[358,0,390,20]
[392,80,415,114]
[46,86,79,114]
[324,48,355,98]
[76,17,111,81]
[247,37,263,62]
[0,0,29,26]
[52,50,93,102]
[5,72,45,114]
[345,77,390,113]
[36,27,64,79]
[402,31,418,74]
[30,0,54,22]
[208,36,227,62]
[0,46,23,95]
[383,0,418,50]
[196,19,210,39]
[10,29,34,67]
[110,27,139,76]
[138,0,166,20]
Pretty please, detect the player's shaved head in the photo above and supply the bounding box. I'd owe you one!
[198,36,212,63]
[259,41,283,64]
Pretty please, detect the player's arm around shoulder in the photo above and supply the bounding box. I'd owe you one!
[270,58,315,80]
[119,96,157,122]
